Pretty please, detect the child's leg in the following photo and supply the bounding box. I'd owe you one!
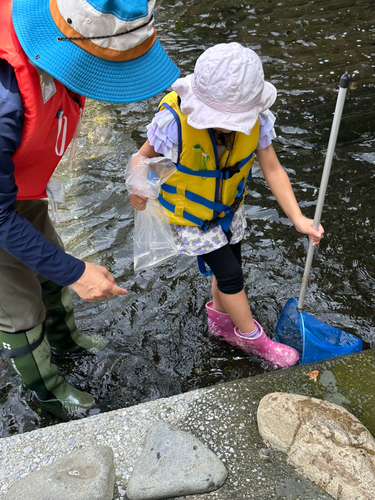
[202,243,299,367]
[211,241,242,312]
[212,278,256,333]
[203,243,256,331]
[211,277,224,311]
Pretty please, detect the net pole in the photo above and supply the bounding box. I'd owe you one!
[297,73,350,312]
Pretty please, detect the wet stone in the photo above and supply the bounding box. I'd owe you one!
[3,445,115,500]
[126,421,228,500]
[257,392,375,500]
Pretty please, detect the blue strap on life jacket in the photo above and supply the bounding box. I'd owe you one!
[160,184,232,213]
[197,255,212,275]
[158,176,245,233]
[158,147,253,225]
[159,102,183,159]
[176,152,253,180]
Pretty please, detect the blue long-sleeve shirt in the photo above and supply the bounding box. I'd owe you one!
[0,59,85,286]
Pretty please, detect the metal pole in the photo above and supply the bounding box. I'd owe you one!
[297,73,350,312]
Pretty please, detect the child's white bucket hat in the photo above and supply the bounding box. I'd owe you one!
[172,43,276,135]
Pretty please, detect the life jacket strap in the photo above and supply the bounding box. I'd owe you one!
[158,177,246,231]
[175,151,254,180]
[161,184,232,214]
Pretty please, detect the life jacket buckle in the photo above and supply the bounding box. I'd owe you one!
[230,196,243,213]
[201,217,222,232]
[201,195,243,231]
[220,161,241,179]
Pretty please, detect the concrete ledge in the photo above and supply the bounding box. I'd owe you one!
[1,349,374,500]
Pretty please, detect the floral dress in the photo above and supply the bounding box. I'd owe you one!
[147,109,276,256]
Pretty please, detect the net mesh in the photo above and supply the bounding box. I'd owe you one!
[274,298,362,364]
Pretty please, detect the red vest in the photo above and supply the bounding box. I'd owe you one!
[0,0,85,200]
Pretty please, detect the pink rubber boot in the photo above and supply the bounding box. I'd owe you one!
[205,301,236,343]
[233,321,300,368]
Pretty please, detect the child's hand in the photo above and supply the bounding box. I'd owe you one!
[130,193,148,211]
[293,216,324,246]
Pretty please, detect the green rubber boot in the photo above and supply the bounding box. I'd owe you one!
[0,325,95,421]
[42,280,108,355]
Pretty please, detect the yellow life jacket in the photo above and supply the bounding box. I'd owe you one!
[157,92,259,231]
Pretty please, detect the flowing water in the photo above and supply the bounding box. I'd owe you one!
[1,0,374,436]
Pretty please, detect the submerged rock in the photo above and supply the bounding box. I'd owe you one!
[3,445,115,500]
[126,420,228,500]
[257,392,375,500]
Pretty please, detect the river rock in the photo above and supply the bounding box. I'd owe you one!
[126,421,228,500]
[257,392,375,500]
[4,445,115,500]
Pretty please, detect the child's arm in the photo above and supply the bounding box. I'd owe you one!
[129,140,160,211]
[256,144,324,246]
[139,140,160,158]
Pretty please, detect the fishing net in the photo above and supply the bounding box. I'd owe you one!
[274,298,362,364]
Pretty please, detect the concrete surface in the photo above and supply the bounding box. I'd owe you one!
[1,349,374,500]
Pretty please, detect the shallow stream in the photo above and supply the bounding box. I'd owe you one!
[0,0,374,436]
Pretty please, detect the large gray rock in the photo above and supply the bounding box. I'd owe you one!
[126,421,228,500]
[3,445,115,500]
[257,392,375,500]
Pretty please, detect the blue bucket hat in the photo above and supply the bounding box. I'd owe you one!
[12,0,180,103]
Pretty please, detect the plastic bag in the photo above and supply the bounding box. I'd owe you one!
[125,153,179,272]
[133,199,178,272]
[125,153,177,198]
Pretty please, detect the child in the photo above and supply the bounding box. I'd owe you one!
[129,43,324,368]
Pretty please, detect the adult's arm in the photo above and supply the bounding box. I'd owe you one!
[0,59,127,299]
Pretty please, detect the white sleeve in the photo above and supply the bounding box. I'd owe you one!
[257,109,277,150]
[146,108,179,163]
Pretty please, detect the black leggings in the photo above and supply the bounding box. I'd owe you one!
[200,242,244,295]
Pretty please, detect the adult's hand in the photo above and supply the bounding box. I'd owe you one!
[70,262,128,302]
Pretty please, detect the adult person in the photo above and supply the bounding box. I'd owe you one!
[0,0,180,421]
